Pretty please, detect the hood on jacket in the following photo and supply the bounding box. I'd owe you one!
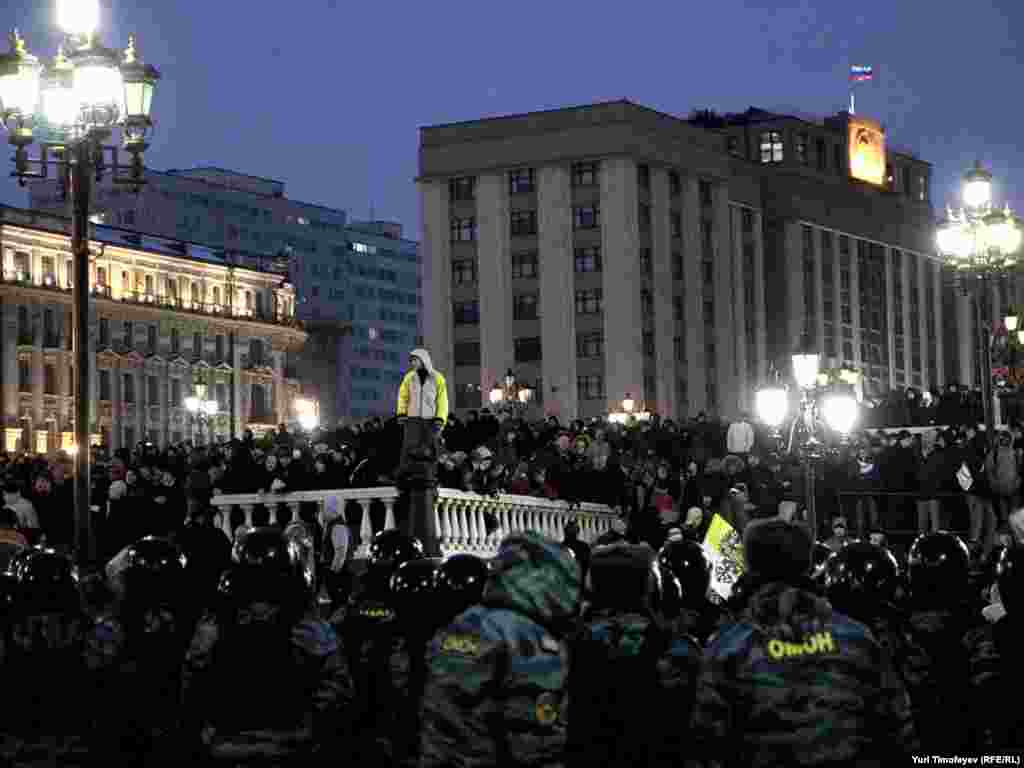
[410,348,436,377]
[483,531,581,632]
[745,580,833,641]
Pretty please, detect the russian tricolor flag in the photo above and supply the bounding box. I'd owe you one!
[850,65,873,82]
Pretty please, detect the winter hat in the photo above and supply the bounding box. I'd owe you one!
[742,518,813,583]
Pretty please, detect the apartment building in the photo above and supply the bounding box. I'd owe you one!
[418,100,964,421]
[0,206,305,452]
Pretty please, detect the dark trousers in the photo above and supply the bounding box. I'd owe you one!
[397,418,441,555]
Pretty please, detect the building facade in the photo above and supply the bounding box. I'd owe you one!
[418,100,973,422]
[0,206,305,453]
[30,167,423,425]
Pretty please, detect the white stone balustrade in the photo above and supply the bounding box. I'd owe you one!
[209,487,618,557]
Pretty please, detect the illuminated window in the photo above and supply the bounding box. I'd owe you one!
[759,131,784,164]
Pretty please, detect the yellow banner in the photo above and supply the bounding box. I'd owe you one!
[702,514,745,600]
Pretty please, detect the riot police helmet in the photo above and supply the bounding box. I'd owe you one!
[657,538,711,608]
[907,531,970,605]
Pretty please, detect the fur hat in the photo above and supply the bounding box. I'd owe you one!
[742,518,813,582]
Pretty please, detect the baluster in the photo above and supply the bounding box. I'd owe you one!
[219,504,233,539]
[468,502,482,551]
[384,499,396,530]
[433,495,446,556]
[455,501,469,550]
[241,504,255,530]
[358,499,373,553]
[267,504,278,527]
[287,501,300,526]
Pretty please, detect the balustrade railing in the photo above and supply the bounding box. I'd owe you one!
[209,486,618,558]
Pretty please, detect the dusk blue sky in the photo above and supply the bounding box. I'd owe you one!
[2,0,1021,240]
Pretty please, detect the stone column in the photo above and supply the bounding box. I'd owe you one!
[600,157,643,415]
[916,253,928,387]
[650,169,676,419]
[753,211,767,384]
[160,363,170,447]
[3,301,17,425]
[814,228,826,358]
[884,248,896,387]
[111,361,122,451]
[933,263,944,387]
[831,232,842,362]
[536,165,577,420]
[476,173,514,401]
[849,239,863,373]
[730,207,748,410]
[785,222,805,345]
[420,181,453,377]
[681,177,707,413]
[711,183,736,419]
[958,292,974,387]
[232,332,243,437]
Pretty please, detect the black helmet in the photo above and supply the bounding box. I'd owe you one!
[587,543,656,614]
[221,527,306,607]
[283,521,317,592]
[122,537,187,606]
[11,547,78,613]
[997,546,1024,616]
[658,539,711,608]
[907,531,970,604]
[369,529,425,570]
[391,557,443,617]
[435,553,489,620]
[363,529,425,598]
[823,541,899,619]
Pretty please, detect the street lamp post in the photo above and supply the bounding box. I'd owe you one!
[756,334,859,538]
[185,370,218,446]
[488,368,534,417]
[0,3,161,565]
[936,162,1022,436]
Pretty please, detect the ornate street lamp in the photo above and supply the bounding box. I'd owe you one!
[756,334,858,537]
[185,369,218,445]
[488,368,532,415]
[0,2,161,566]
[936,162,1021,435]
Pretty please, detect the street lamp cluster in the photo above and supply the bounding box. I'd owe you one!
[294,397,319,432]
[608,392,651,424]
[756,336,859,537]
[0,0,162,565]
[935,162,1023,434]
[185,371,219,445]
[488,369,534,415]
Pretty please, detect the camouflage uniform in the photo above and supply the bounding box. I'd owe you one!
[692,581,917,767]
[0,611,94,767]
[567,610,701,768]
[898,603,984,755]
[967,614,1024,751]
[338,594,417,765]
[181,609,352,764]
[419,531,581,768]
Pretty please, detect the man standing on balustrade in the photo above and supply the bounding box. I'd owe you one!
[396,349,449,553]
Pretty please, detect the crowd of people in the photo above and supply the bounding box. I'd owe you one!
[2,515,1022,765]
[0,391,1020,570]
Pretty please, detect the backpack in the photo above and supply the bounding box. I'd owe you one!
[568,614,666,767]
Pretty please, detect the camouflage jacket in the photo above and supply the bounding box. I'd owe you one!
[692,582,917,767]
[567,610,701,768]
[181,608,352,760]
[896,604,981,755]
[420,531,581,768]
[338,595,424,765]
[965,614,1024,751]
[0,611,94,767]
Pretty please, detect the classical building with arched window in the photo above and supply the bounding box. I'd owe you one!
[0,206,307,453]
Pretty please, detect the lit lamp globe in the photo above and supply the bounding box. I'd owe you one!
[184,396,200,413]
[792,334,821,391]
[622,394,635,414]
[936,216,972,265]
[517,387,532,404]
[756,386,788,429]
[40,48,77,135]
[0,31,42,146]
[1006,310,1020,334]
[57,0,100,40]
[823,394,858,435]
[119,35,159,151]
[963,162,993,211]
[489,386,503,405]
[68,42,123,130]
[299,412,317,431]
